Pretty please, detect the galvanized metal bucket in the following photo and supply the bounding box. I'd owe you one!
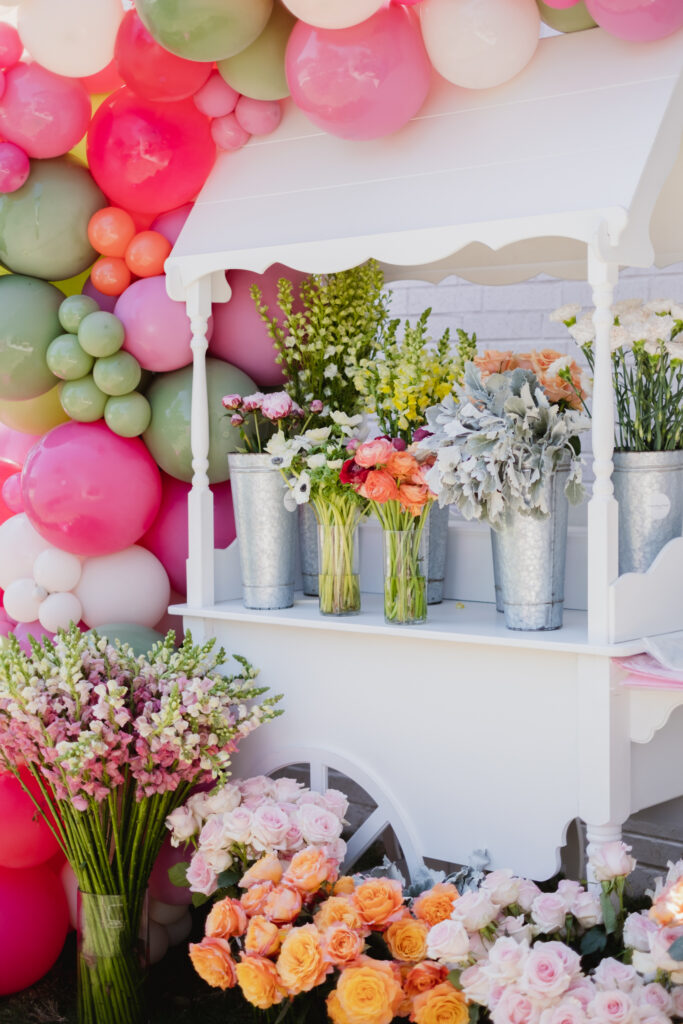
[612,450,683,575]
[492,458,570,631]
[298,503,319,596]
[427,502,449,605]
[490,530,503,613]
[227,453,296,609]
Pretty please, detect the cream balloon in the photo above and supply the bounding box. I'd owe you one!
[33,548,82,593]
[75,546,171,629]
[3,577,47,623]
[282,0,383,29]
[149,899,188,927]
[165,910,192,947]
[420,0,540,90]
[148,920,169,966]
[18,0,123,78]
[38,591,83,633]
[0,514,52,590]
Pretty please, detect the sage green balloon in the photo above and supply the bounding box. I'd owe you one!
[46,334,95,381]
[78,312,126,358]
[536,0,596,31]
[0,157,105,281]
[60,375,108,422]
[0,274,62,400]
[59,295,100,335]
[143,357,256,483]
[93,352,142,397]
[218,3,295,101]
[136,0,273,62]
[86,622,165,656]
[104,392,152,438]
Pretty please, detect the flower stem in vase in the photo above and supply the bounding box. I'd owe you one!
[381,503,429,625]
[314,495,361,616]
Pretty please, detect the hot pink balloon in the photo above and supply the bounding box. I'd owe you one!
[151,204,193,247]
[285,6,432,141]
[115,11,212,103]
[392,0,423,4]
[211,113,250,151]
[193,71,239,119]
[1,473,22,515]
[0,767,60,869]
[149,837,192,906]
[0,462,22,525]
[141,473,235,595]
[82,275,117,313]
[0,141,29,193]
[21,421,162,557]
[0,25,21,70]
[79,59,124,95]
[209,264,308,386]
[0,865,68,995]
[13,620,55,655]
[585,0,683,39]
[0,63,91,159]
[115,275,212,373]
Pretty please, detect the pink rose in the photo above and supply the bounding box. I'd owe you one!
[222,393,242,410]
[539,999,588,1024]
[587,990,636,1024]
[284,820,304,850]
[635,984,673,1017]
[542,941,581,978]
[461,964,493,1005]
[451,890,498,931]
[241,392,265,412]
[199,816,228,854]
[166,805,199,844]
[572,891,603,929]
[518,879,542,912]
[623,912,657,953]
[296,791,326,807]
[567,979,597,1011]
[261,392,293,420]
[270,777,304,803]
[310,399,323,413]
[492,986,541,1024]
[231,414,244,426]
[484,936,530,983]
[322,788,349,821]
[239,775,274,801]
[557,881,584,902]
[531,893,571,934]
[426,919,470,965]
[203,784,242,816]
[639,1016,673,1024]
[482,870,522,907]
[501,915,534,944]
[649,925,683,974]
[297,802,343,845]
[520,945,573,1002]
[321,838,347,864]
[186,852,218,897]
[589,842,636,882]
[354,437,395,468]
[671,987,683,1018]
[204,848,234,873]
[250,804,291,851]
[593,959,638,993]
[221,806,253,846]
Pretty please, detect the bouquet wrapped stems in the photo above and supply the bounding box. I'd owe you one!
[313,493,362,616]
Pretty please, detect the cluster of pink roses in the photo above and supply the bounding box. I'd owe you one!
[625,859,683,986]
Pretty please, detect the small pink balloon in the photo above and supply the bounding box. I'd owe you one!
[234,97,282,137]
[1,473,22,514]
[585,0,683,39]
[150,204,193,247]
[0,140,28,193]
[115,275,212,373]
[193,71,239,119]
[0,63,91,159]
[149,837,192,906]
[13,621,55,655]
[0,25,22,70]
[211,113,250,151]
[82,275,117,313]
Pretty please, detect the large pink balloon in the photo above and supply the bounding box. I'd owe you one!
[0,63,91,159]
[21,421,162,557]
[13,621,56,655]
[0,767,61,869]
[0,865,68,995]
[115,11,212,103]
[585,0,683,39]
[285,6,432,141]
[149,837,192,906]
[209,264,308,386]
[115,275,212,372]
[141,473,235,594]
[87,88,216,215]
[151,204,193,247]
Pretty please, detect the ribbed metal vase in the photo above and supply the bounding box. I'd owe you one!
[490,530,504,613]
[492,459,570,631]
[427,502,449,605]
[298,503,319,596]
[228,453,296,609]
[612,450,683,575]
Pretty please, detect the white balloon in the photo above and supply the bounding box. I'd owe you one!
[3,578,47,623]
[18,0,123,77]
[165,911,192,948]
[149,899,189,927]
[33,548,82,594]
[282,0,383,29]
[38,592,83,633]
[75,546,170,629]
[0,514,52,590]
[420,0,540,90]
[147,920,169,965]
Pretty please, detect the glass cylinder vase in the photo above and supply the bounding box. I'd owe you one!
[382,525,428,625]
[317,521,361,616]
[77,892,148,1024]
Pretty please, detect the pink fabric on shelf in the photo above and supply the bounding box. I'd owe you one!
[614,653,683,688]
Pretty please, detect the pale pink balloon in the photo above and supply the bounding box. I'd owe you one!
[150,204,193,247]
[1,474,23,515]
[211,113,250,151]
[0,63,91,159]
[0,25,22,70]
[193,71,239,119]
[585,0,683,40]
[115,275,212,373]
[82,275,117,313]
[234,97,282,137]
[0,141,29,193]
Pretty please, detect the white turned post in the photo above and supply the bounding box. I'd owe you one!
[585,823,624,890]
[587,250,620,645]
[186,276,215,608]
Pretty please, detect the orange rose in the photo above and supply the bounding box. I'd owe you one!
[245,915,282,958]
[385,917,429,963]
[334,877,356,896]
[205,897,248,940]
[189,938,237,990]
[283,847,332,894]
[262,883,303,925]
[413,884,459,927]
[328,990,354,1024]
[411,982,468,1024]
[361,469,400,504]
[320,922,366,966]
[474,350,518,379]
[315,896,368,934]
[403,962,448,997]
[276,923,331,994]
[240,881,273,917]
[240,852,284,889]
[352,878,405,929]
[236,954,287,1009]
[335,959,404,1024]
[386,450,420,481]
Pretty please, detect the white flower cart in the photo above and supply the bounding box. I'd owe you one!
[165,27,683,882]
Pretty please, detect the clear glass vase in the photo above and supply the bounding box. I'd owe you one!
[77,892,148,1024]
[317,521,361,616]
[382,527,428,625]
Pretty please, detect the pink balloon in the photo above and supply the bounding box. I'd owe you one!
[1,473,22,514]
[0,141,29,193]
[285,6,432,140]
[79,59,124,95]
[87,88,216,215]
[0,63,91,159]
[542,0,580,6]
[141,474,235,594]
[0,462,19,525]
[151,204,193,247]
[0,425,39,470]
[211,112,250,151]
[234,97,282,137]
[115,11,212,103]
[0,25,22,70]
[392,0,423,4]
[585,0,683,38]
[82,275,117,313]
[153,589,185,637]
[209,264,308,386]
[115,275,212,373]
[21,421,162,557]
[149,837,192,906]
[13,621,55,655]
[0,767,61,869]
[193,71,239,119]
[0,865,68,995]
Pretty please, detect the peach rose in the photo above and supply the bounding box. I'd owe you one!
[354,439,395,468]
[205,897,248,940]
[404,961,449,997]
[361,469,400,504]
[262,883,303,925]
[474,350,518,379]
[315,896,368,934]
[328,989,354,1024]
[283,846,332,895]
[334,877,356,896]
[352,878,406,930]
[411,981,469,1024]
[385,917,429,963]
[335,959,404,1024]
[530,348,564,375]
[413,884,459,927]
[236,954,287,1009]
[240,881,274,917]
[386,450,420,481]
[240,853,284,889]
[320,922,366,967]
[189,938,237,990]
[276,923,331,994]
[245,915,282,958]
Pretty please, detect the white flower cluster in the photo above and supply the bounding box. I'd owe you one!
[551,299,683,359]
[267,414,365,511]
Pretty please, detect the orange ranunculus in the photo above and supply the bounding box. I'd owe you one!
[315,896,368,934]
[385,916,429,963]
[403,961,448,998]
[411,982,468,1024]
[335,959,404,1024]
[412,883,459,927]
[386,450,420,481]
[189,938,237,990]
[262,883,303,925]
[474,350,518,379]
[205,897,248,940]
[240,881,274,917]
[352,878,405,929]
[244,915,282,958]
[355,438,395,468]
[276,923,331,994]
[320,922,366,967]
[334,876,356,896]
[361,469,400,504]
[283,846,332,894]
[240,852,284,889]
[397,482,430,516]
[236,954,287,1010]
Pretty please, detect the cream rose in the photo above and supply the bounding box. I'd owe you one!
[426,919,470,965]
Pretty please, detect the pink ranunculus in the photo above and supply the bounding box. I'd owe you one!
[589,841,636,882]
[492,985,541,1024]
[426,919,470,965]
[593,958,638,993]
[231,414,244,426]
[221,806,254,846]
[310,399,324,413]
[483,936,530,983]
[241,392,266,412]
[482,869,522,907]
[322,788,349,821]
[166,805,200,844]
[520,944,573,1002]
[451,889,498,932]
[222,393,242,410]
[353,437,395,468]
[250,803,291,851]
[571,891,603,929]
[635,983,673,1017]
[297,802,343,845]
[270,777,304,803]
[623,912,658,953]
[517,879,542,912]
[186,852,219,897]
[461,964,493,1005]
[587,989,636,1024]
[531,892,571,934]
[539,998,588,1024]
[261,391,293,421]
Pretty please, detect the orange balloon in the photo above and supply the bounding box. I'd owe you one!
[88,207,137,258]
[90,257,132,297]
[124,231,173,278]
